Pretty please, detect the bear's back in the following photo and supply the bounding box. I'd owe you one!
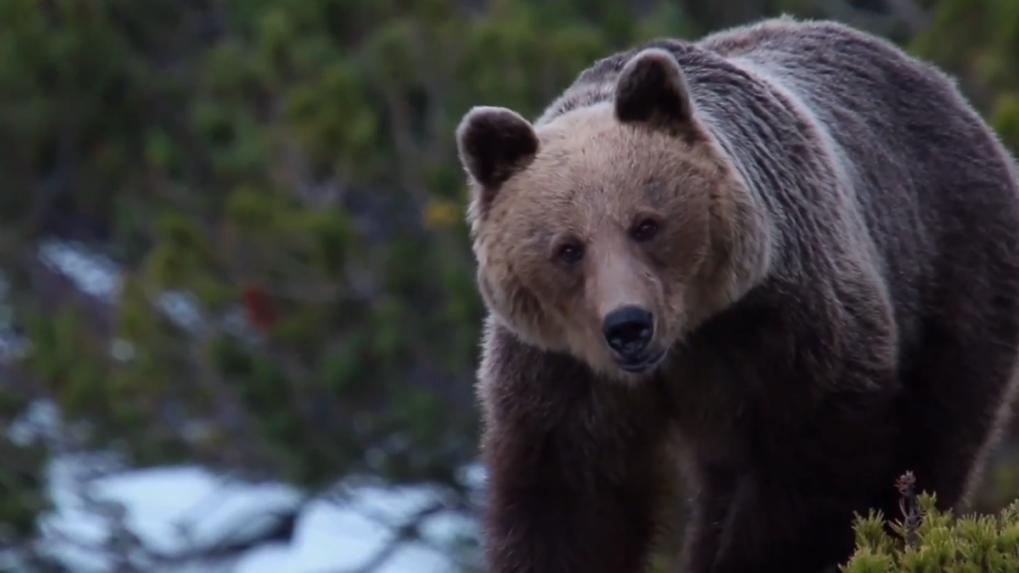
[700,18,1019,345]
[698,16,1019,243]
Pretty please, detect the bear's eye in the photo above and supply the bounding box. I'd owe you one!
[557,243,585,264]
[631,219,659,243]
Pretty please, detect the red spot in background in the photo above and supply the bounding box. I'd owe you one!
[241,286,278,332]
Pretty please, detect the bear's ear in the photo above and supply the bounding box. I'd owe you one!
[614,48,694,130]
[456,106,539,189]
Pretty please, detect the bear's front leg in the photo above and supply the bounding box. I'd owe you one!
[478,324,677,573]
[676,461,740,573]
[696,474,867,573]
[687,403,898,573]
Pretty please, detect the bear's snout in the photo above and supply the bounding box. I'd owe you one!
[601,305,664,373]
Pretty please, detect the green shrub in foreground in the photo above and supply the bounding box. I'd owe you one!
[842,473,1019,573]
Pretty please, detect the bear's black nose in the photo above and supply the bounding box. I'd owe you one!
[601,306,654,358]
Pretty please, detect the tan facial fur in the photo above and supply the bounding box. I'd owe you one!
[457,48,767,380]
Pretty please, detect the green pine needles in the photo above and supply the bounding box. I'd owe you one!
[843,472,1019,573]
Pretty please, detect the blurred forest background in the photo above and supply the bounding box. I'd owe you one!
[2,0,1019,571]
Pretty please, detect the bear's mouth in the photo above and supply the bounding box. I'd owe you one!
[616,348,667,374]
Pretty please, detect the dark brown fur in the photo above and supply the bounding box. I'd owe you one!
[456,16,1019,573]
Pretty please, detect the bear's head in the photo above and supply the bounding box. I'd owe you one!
[456,48,771,380]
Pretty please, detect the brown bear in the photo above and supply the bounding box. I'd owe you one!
[455,16,1019,573]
